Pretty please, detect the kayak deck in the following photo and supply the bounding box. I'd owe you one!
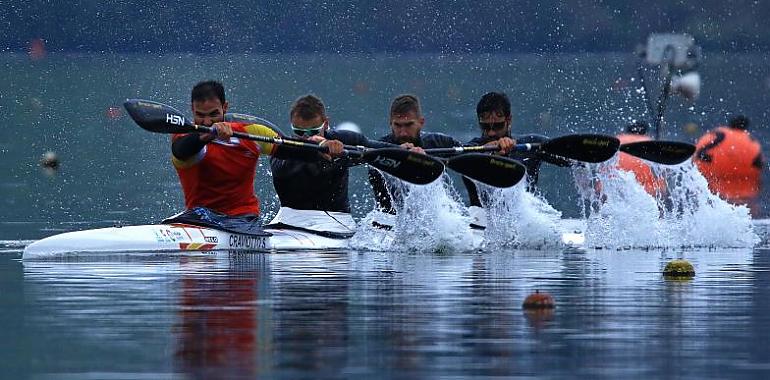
[22,223,350,259]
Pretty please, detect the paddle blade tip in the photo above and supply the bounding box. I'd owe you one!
[364,148,444,185]
[447,153,526,188]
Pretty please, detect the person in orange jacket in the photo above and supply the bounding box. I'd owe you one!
[616,121,667,195]
[694,115,764,214]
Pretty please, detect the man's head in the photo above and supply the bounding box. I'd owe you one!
[476,92,512,139]
[625,120,649,135]
[290,94,328,139]
[191,80,228,127]
[729,115,750,130]
[389,94,425,144]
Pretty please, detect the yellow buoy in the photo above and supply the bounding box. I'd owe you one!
[663,259,695,278]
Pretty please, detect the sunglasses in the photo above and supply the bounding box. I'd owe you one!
[291,122,326,137]
[479,121,508,131]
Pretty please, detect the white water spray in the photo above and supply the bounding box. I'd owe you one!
[351,173,480,252]
[574,158,758,248]
[476,180,564,249]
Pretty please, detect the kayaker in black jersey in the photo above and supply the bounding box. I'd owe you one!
[369,94,514,214]
[463,91,574,208]
[270,94,390,214]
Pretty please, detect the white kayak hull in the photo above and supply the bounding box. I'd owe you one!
[22,223,350,259]
[22,219,587,259]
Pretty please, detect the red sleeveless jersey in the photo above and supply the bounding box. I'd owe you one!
[172,122,278,216]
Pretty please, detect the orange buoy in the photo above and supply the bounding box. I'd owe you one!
[522,290,555,309]
[29,38,46,60]
[694,122,763,203]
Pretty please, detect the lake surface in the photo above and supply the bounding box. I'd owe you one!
[3,242,770,378]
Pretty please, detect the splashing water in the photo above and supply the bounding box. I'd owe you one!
[350,174,481,253]
[476,180,564,249]
[662,162,758,248]
[574,158,758,249]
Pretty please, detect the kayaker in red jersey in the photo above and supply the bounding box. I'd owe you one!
[694,115,764,214]
[164,81,343,232]
[616,121,666,196]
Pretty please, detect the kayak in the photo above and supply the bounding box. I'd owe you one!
[22,207,586,259]
[22,223,351,259]
[22,207,357,259]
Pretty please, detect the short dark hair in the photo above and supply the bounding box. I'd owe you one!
[290,94,326,120]
[625,120,649,135]
[390,94,421,117]
[476,92,511,119]
[191,80,225,104]
[729,115,750,130]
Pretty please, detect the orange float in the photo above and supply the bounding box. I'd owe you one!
[694,126,762,202]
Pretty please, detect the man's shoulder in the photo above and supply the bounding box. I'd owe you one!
[421,131,461,147]
[327,129,366,145]
[377,134,398,143]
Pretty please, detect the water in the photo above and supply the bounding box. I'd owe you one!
[3,246,770,378]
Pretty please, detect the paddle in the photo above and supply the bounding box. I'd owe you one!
[340,141,528,188]
[446,154,527,188]
[123,99,444,185]
[424,133,621,164]
[619,140,695,165]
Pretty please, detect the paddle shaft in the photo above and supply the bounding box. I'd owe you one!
[191,124,331,153]
[424,143,539,155]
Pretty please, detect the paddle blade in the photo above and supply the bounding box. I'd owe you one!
[620,140,695,165]
[363,148,445,185]
[124,99,196,134]
[447,153,526,188]
[541,134,620,163]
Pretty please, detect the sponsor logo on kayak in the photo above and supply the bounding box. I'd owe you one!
[229,234,267,249]
[371,155,401,169]
[154,228,181,243]
[204,236,219,243]
[166,113,185,126]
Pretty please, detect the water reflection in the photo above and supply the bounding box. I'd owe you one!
[174,253,270,379]
[15,247,770,378]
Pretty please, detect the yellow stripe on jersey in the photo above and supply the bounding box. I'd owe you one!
[243,123,280,155]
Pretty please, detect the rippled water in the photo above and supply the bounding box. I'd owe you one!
[3,242,770,379]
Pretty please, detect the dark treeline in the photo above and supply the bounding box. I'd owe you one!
[3,0,770,53]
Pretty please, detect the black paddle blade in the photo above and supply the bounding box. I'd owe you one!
[447,153,526,188]
[620,140,696,165]
[541,134,620,163]
[124,99,196,134]
[363,148,445,185]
